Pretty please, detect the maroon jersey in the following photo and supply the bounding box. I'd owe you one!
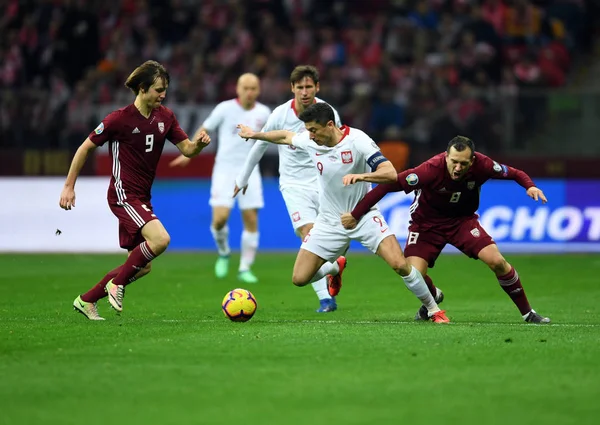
[89,104,188,202]
[352,152,535,229]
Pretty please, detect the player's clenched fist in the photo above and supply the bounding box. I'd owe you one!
[341,212,358,229]
[194,130,211,147]
[237,124,256,140]
[59,186,76,210]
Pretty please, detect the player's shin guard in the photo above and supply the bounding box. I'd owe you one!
[311,278,332,300]
[424,274,438,298]
[239,230,259,272]
[402,266,440,314]
[112,241,156,286]
[497,266,532,315]
[81,266,123,303]
[210,225,230,257]
[309,261,339,285]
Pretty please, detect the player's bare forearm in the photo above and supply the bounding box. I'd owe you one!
[255,130,294,145]
[237,124,294,145]
[361,162,398,184]
[178,132,211,157]
[64,138,96,188]
[343,162,397,186]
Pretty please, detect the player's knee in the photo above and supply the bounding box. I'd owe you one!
[291,272,309,287]
[488,256,508,274]
[212,217,228,230]
[391,258,411,276]
[151,231,171,252]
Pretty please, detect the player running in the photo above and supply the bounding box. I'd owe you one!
[234,65,343,313]
[60,60,211,320]
[237,103,449,323]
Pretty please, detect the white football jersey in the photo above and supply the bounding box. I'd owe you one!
[291,126,383,224]
[203,99,271,171]
[236,97,341,190]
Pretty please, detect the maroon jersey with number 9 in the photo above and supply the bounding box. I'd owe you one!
[89,104,188,203]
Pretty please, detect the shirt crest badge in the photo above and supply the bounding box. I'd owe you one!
[158,122,165,133]
[341,151,353,164]
[470,228,480,237]
[467,181,475,190]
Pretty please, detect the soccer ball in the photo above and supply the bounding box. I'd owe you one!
[222,288,257,322]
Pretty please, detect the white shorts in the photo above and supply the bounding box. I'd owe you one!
[210,167,264,210]
[281,185,319,236]
[300,210,394,262]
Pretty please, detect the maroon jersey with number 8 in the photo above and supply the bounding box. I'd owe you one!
[352,152,535,231]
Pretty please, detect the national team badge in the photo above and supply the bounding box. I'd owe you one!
[493,161,502,173]
[406,173,419,186]
[467,181,475,190]
[292,212,301,222]
[158,122,165,133]
[94,122,104,134]
[341,151,353,164]
[470,228,480,237]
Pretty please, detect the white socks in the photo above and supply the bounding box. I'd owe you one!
[211,227,259,272]
[309,261,339,284]
[402,266,440,314]
[239,231,259,272]
[312,278,332,300]
[309,261,340,300]
[210,225,230,257]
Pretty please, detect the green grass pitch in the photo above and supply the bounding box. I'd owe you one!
[1,252,599,425]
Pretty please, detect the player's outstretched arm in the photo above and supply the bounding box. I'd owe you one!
[342,161,398,185]
[237,124,295,145]
[234,140,269,198]
[350,180,400,222]
[59,138,97,210]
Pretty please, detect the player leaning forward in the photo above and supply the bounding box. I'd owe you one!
[60,60,211,320]
[343,136,551,324]
[237,102,449,323]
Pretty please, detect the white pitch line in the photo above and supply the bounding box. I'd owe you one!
[160,319,600,328]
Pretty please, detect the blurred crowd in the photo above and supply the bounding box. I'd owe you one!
[0,0,595,157]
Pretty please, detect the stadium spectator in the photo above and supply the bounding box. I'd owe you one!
[0,0,594,161]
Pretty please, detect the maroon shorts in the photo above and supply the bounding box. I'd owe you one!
[404,217,494,268]
[108,199,158,250]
